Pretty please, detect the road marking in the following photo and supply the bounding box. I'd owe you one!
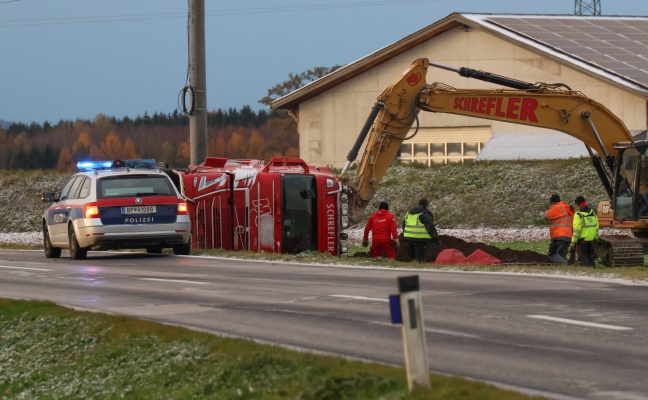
[329,294,388,302]
[139,278,209,285]
[0,265,52,272]
[425,327,480,338]
[528,315,632,331]
[371,321,479,338]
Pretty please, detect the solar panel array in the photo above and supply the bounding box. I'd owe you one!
[487,16,648,89]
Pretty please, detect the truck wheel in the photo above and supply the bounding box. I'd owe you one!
[43,224,61,259]
[68,225,88,260]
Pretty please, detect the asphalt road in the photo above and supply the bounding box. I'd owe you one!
[1,249,648,400]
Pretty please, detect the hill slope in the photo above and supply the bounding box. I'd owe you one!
[363,157,606,228]
[0,158,606,233]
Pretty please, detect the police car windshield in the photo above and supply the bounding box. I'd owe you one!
[97,175,175,199]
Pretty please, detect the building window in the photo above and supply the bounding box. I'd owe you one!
[398,141,487,165]
[396,127,491,165]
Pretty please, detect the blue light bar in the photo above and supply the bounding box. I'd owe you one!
[122,159,156,168]
[76,159,157,171]
[76,160,113,171]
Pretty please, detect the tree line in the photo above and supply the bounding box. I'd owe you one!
[0,107,297,171]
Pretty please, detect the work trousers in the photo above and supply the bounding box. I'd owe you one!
[370,239,396,259]
[405,239,428,263]
[548,239,570,264]
[576,240,596,267]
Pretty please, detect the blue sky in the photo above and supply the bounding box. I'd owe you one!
[1,0,646,124]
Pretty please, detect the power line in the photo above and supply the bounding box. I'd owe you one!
[0,0,443,28]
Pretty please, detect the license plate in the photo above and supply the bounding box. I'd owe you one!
[121,206,156,215]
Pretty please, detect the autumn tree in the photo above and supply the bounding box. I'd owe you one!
[247,130,264,159]
[264,117,298,158]
[100,132,123,159]
[285,146,299,158]
[57,147,74,172]
[72,132,91,160]
[160,141,176,167]
[226,132,246,158]
[122,138,139,159]
[177,141,190,166]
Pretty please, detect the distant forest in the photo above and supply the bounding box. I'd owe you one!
[0,106,298,171]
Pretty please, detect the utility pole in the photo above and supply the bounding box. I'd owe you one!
[189,0,208,165]
[574,0,601,15]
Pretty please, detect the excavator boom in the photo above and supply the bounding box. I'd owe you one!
[341,58,634,225]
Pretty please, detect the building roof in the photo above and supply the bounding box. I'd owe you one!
[271,13,648,112]
[475,132,590,160]
[479,15,648,92]
[476,130,647,161]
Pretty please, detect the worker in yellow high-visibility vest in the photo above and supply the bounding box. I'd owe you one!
[570,195,599,267]
[402,198,440,263]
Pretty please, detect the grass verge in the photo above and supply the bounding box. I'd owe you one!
[0,299,546,400]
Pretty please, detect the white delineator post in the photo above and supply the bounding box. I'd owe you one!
[391,275,431,391]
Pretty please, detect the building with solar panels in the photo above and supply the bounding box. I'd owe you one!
[270,13,648,165]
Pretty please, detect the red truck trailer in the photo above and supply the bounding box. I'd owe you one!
[177,156,350,256]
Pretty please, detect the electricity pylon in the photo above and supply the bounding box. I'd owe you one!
[574,0,601,16]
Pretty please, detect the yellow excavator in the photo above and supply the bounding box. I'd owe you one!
[338,58,648,266]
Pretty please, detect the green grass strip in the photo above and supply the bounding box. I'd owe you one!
[0,299,546,399]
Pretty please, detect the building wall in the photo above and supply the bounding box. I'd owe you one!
[298,26,647,168]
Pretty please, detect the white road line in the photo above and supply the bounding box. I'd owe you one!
[329,294,388,302]
[0,265,52,272]
[528,315,632,331]
[425,327,480,338]
[139,278,209,285]
[371,321,479,338]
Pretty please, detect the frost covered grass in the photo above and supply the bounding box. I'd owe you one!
[0,170,68,233]
[1,159,606,233]
[0,299,543,400]
[370,158,607,228]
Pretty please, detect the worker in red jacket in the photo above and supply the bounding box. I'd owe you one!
[362,201,399,259]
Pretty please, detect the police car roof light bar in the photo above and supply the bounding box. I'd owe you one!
[76,160,113,171]
[120,159,156,168]
[76,159,157,171]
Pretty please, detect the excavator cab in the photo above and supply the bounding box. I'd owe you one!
[612,141,648,221]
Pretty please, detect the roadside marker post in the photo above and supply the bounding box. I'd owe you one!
[390,275,431,391]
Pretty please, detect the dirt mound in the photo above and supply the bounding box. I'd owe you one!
[356,234,551,264]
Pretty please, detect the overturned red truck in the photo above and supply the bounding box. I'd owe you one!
[176,157,350,256]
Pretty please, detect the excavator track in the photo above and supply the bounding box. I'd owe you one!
[596,235,645,267]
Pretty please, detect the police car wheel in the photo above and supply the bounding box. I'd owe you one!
[173,239,191,256]
[68,225,88,260]
[43,224,61,259]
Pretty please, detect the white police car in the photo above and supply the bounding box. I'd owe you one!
[42,159,191,259]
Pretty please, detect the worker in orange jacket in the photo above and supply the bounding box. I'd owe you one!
[543,194,575,263]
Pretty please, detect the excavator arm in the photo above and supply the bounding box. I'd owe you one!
[340,57,635,224]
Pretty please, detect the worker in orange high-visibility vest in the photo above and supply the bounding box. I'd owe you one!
[543,194,575,264]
